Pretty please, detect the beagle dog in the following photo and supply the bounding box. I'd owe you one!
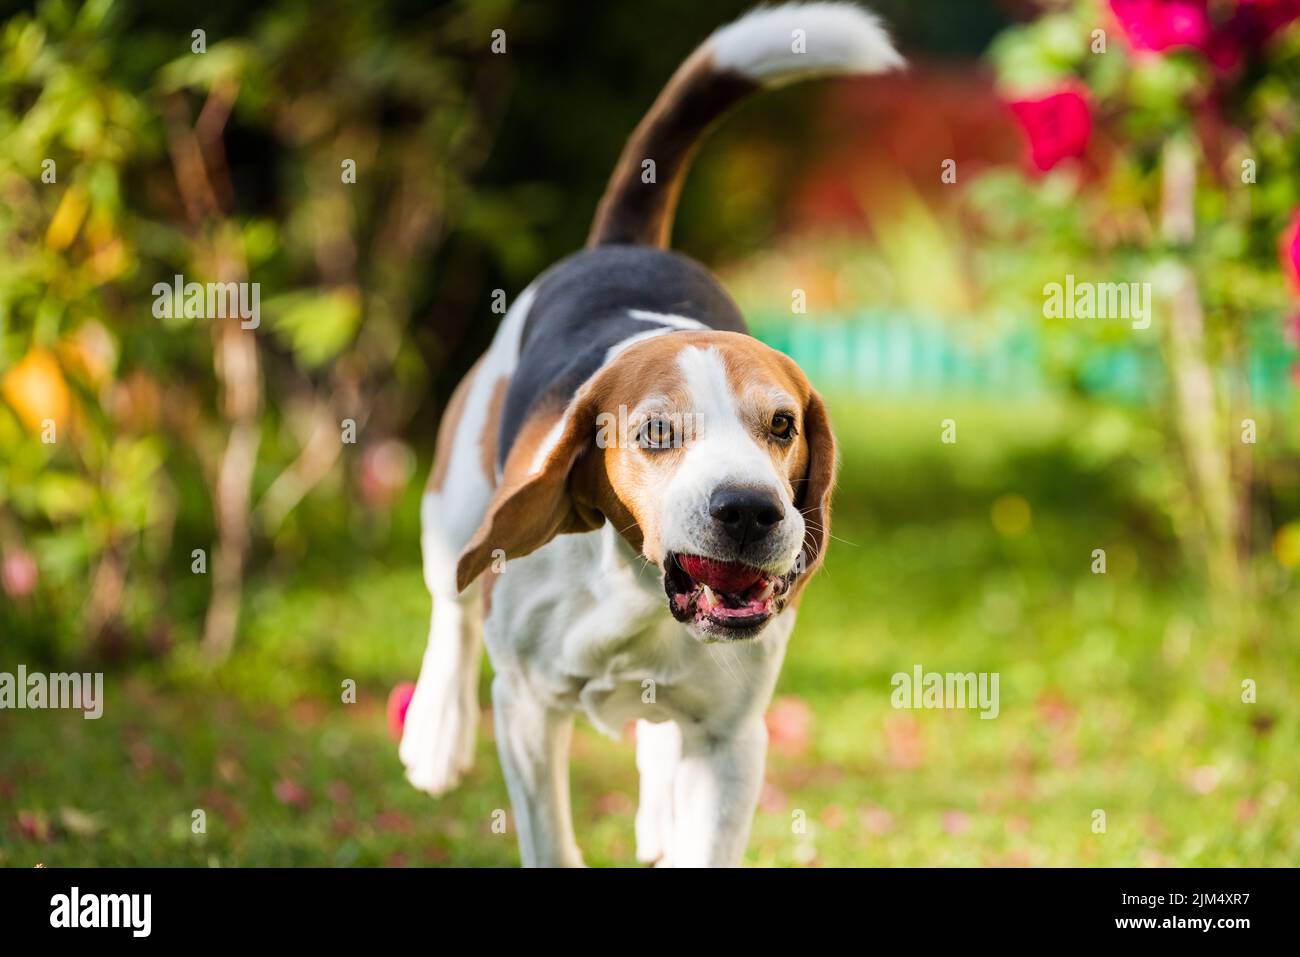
[400,2,902,866]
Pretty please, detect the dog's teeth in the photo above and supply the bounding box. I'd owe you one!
[700,585,719,609]
[756,580,776,602]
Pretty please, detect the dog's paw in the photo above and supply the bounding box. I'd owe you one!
[635,806,673,866]
[398,686,477,796]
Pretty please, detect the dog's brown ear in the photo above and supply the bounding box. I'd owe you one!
[793,388,838,588]
[455,396,606,592]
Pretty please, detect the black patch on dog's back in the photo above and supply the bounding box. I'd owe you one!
[499,245,746,469]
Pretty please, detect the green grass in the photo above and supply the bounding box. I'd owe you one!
[2,398,1297,866]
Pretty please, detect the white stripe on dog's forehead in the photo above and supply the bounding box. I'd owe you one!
[676,345,796,418]
[677,346,740,431]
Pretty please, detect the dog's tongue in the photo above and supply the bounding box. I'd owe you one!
[678,555,763,593]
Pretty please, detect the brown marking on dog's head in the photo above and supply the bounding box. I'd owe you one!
[455,332,837,620]
[718,338,837,600]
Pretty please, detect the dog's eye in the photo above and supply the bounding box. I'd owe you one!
[769,413,796,441]
[638,416,675,450]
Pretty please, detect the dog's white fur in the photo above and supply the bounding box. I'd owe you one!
[660,346,806,575]
[410,308,798,865]
[711,2,903,83]
[401,2,901,866]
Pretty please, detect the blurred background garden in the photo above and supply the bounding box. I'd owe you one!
[1,0,1297,866]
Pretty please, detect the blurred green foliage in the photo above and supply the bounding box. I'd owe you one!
[1,0,541,656]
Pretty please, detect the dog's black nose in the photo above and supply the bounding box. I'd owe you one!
[709,486,784,548]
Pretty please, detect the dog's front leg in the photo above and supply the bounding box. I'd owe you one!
[491,675,583,867]
[668,718,767,867]
[635,719,681,865]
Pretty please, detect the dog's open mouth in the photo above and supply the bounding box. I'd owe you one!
[664,553,794,636]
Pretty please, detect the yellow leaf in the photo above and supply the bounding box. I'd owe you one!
[2,349,71,432]
[45,184,89,251]
[1274,522,1300,569]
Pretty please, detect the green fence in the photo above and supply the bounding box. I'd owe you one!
[751,312,1298,407]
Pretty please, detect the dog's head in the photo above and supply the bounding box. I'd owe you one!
[456,331,836,641]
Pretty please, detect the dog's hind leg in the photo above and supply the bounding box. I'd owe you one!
[400,361,497,796]
[401,286,535,795]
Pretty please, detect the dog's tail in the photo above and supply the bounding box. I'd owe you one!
[588,2,903,249]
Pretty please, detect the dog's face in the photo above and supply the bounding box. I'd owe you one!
[457,331,836,642]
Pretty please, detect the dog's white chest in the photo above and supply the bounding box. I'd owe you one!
[570,617,783,739]
[485,524,791,738]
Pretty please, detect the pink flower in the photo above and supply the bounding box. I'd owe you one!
[765,695,813,757]
[1007,88,1092,173]
[358,439,414,508]
[1283,217,1300,383]
[1280,210,1300,294]
[386,681,416,740]
[942,810,971,836]
[273,778,310,808]
[1110,0,1211,51]
[15,810,51,843]
[1,547,37,599]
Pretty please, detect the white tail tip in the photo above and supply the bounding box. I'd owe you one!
[710,2,905,84]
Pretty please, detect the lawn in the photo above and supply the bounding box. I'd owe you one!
[2,398,1296,867]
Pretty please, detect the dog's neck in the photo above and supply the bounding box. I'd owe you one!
[598,521,664,600]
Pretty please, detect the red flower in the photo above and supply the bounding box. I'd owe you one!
[386,681,417,740]
[1008,88,1093,173]
[1281,210,1300,295]
[1110,0,1211,51]
[1203,0,1300,70]
[273,778,310,809]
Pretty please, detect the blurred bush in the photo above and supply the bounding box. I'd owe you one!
[0,0,544,659]
[966,0,1300,620]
